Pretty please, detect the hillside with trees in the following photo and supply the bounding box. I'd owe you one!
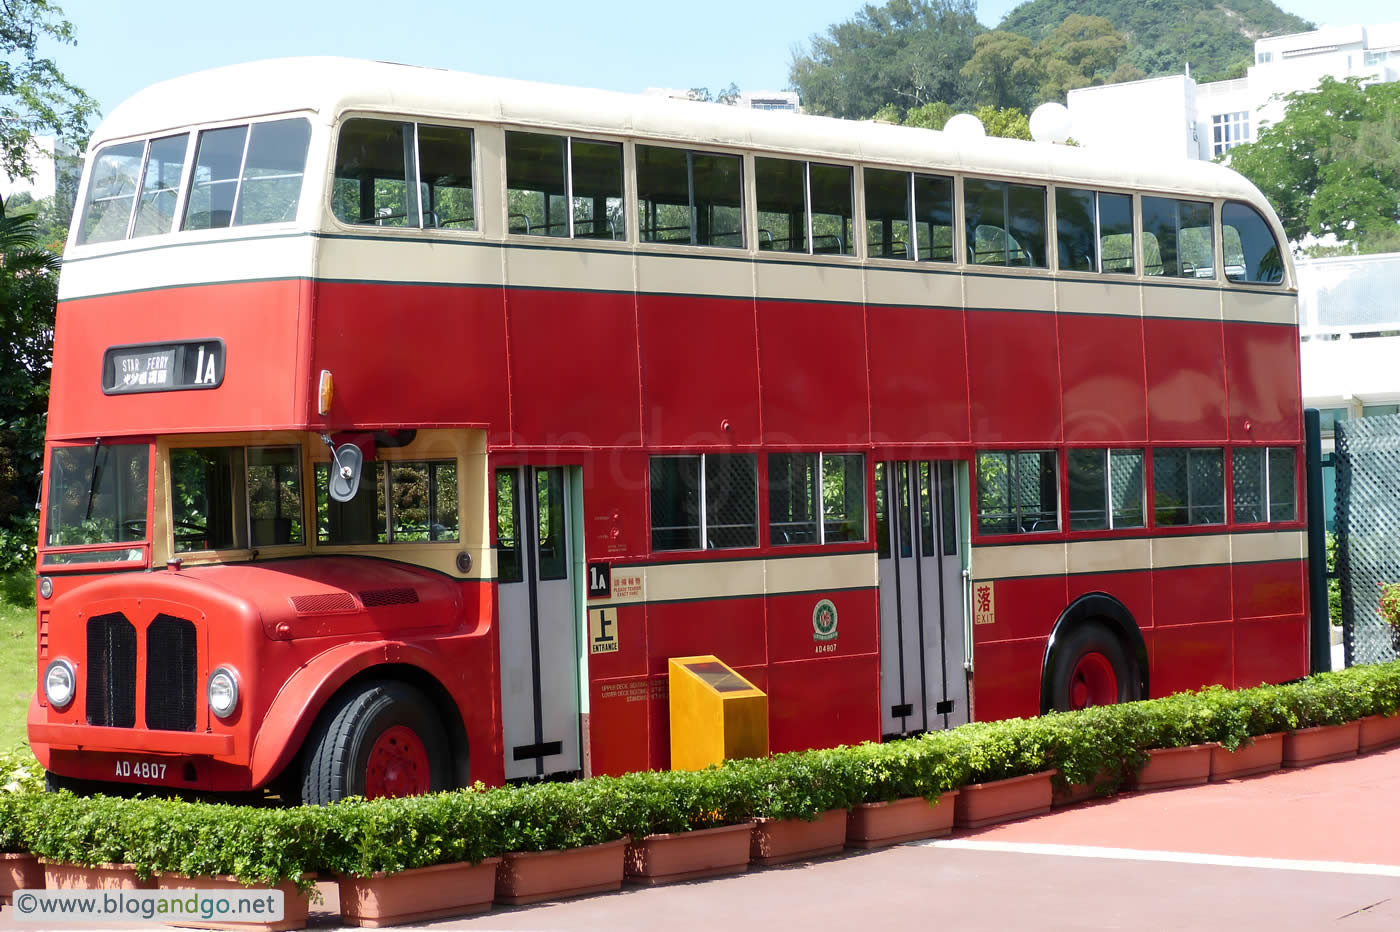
[790,0,1313,120]
[999,0,1312,82]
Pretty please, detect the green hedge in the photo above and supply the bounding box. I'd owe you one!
[3,661,1397,891]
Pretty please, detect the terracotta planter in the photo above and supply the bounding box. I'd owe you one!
[1051,769,1116,808]
[156,873,310,932]
[1210,733,1284,781]
[41,860,155,890]
[953,771,1054,829]
[1359,713,1400,754]
[749,809,847,866]
[494,837,627,906]
[338,857,499,927]
[624,822,752,885]
[845,792,958,849]
[1130,743,1213,791]
[1283,721,1360,768]
[1,852,43,904]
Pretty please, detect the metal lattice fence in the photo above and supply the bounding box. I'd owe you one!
[1335,414,1400,665]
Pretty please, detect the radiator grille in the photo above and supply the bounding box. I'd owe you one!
[86,613,137,728]
[359,587,419,607]
[145,614,198,731]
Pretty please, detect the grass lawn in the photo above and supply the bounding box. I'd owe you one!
[0,571,36,752]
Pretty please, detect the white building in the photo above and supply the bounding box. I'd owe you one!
[1067,23,1400,161]
[0,135,73,203]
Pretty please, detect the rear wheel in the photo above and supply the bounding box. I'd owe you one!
[1049,623,1137,712]
[299,681,450,805]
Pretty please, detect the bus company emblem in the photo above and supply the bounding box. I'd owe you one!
[812,599,838,642]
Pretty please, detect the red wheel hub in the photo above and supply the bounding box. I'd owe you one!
[1068,652,1119,710]
[365,725,430,799]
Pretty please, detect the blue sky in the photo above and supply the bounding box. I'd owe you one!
[51,0,1400,119]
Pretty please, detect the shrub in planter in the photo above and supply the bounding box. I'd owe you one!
[0,794,43,904]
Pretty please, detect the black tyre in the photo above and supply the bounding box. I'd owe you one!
[299,680,451,805]
[1048,623,1137,712]
[44,770,97,795]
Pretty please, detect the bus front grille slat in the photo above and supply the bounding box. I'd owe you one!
[145,614,198,732]
[85,613,137,728]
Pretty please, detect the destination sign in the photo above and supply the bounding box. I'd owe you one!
[102,340,225,394]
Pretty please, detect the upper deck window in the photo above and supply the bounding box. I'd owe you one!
[965,179,1047,268]
[863,168,954,262]
[182,118,311,230]
[332,119,476,230]
[636,145,743,248]
[75,118,310,246]
[505,131,623,239]
[1142,197,1214,279]
[755,157,854,256]
[76,142,147,245]
[1222,202,1283,285]
[1055,189,1134,275]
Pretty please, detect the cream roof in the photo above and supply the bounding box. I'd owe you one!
[94,57,1273,206]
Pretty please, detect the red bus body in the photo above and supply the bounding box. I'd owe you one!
[30,59,1308,796]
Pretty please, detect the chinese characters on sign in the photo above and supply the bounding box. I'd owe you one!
[973,581,995,625]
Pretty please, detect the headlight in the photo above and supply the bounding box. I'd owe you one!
[43,659,76,709]
[207,667,240,720]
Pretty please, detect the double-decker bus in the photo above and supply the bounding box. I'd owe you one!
[30,57,1308,802]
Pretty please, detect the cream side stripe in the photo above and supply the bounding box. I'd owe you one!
[1232,530,1306,563]
[645,558,765,603]
[972,530,1305,580]
[59,235,316,300]
[588,552,876,606]
[1152,532,1230,568]
[64,234,1296,325]
[970,542,1067,581]
[1067,537,1150,576]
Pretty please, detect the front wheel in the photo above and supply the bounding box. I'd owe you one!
[1048,623,1138,712]
[299,681,451,805]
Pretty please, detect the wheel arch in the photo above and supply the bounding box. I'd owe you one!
[1039,592,1149,715]
[251,644,471,790]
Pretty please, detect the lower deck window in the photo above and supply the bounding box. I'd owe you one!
[976,451,1057,534]
[769,453,866,545]
[1232,447,1296,523]
[316,460,458,545]
[171,445,304,551]
[650,454,757,551]
[1153,448,1224,526]
[1067,449,1145,530]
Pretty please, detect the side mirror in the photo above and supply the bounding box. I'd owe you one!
[322,435,363,502]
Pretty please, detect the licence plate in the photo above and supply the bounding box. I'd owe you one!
[114,759,168,781]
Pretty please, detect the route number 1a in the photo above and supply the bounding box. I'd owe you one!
[587,561,611,598]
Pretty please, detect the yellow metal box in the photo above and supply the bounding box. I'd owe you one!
[668,655,768,771]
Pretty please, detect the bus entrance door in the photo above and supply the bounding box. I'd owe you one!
[875,461,968,738]
[495,466,583,779]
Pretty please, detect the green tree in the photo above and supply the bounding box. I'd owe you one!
[1,1,98,183]
[0,207,59,568]
[1226,77,1400,246]
[1033,15,1128,101]
[789,0,984,120]
[961,31,1038,111]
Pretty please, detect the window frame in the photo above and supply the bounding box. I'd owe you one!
[635,142,746,249]
[314,457,461,546]
[331,115,479,233]
[166,441,309,555]
[1151,447,1226,528]
[975,449,1059,536]
[649,452,759,553]
[767,451,867,547]
[753,155,856,258]
[504,129,625,242]
[1066,447,1147,531]
[962,176,1049,270]
[1231,446,1298,525]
